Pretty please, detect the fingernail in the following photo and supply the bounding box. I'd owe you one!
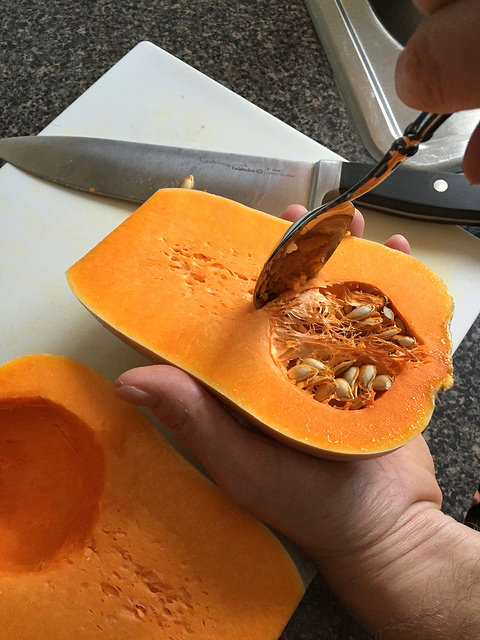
[114,382,159,407]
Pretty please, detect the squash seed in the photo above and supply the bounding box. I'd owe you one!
[383,306,395,321]
[350,393,368,410]
[303,372,330,389]
[356,317,383,329]
[334,378,355,401]
[376,327,401,340]
[333,360,356,376]
[345,304,374,321]
[288,364,317,381]
[396,335,416,348]
[343,366,359,387]
[179,174,195,189]
[358,364,377,390]
[314,380,336,402]
[303,357,327,371]
[372,374,393,391]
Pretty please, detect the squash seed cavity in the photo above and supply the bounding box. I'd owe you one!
[270,283,424,410]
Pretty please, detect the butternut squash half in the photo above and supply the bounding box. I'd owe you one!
[0,353,303,639]
[67,189,453,458]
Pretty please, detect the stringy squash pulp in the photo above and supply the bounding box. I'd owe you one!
[67,189,453,458]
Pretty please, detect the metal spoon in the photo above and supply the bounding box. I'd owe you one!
[253,112,451,308]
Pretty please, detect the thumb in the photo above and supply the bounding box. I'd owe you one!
[114,365,322,541]
[395,0,480,112]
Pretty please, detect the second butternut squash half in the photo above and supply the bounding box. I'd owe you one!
[0,353,303,638]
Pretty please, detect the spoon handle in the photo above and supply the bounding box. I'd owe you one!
[403,112,451,144]
[345,112,451,203]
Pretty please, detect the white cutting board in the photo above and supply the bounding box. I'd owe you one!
[1,40,479,374]
[1,40,479,378]
[0,39,479,587]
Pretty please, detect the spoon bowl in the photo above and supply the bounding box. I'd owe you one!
[253,112,450,308]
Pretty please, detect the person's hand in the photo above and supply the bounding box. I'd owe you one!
[115,207,421,565]
[114,206,480,638]
[114,208,421,564]
[395,0,480,183]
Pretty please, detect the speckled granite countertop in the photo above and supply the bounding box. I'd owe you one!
[1,1,479,638]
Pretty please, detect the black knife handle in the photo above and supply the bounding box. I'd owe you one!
[339,162,480,225]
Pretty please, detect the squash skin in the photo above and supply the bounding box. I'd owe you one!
[66,189,453,459]
[0,354,304,639]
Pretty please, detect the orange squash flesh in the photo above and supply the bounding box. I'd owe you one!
[0,354,304,639]
[67,189,453,458]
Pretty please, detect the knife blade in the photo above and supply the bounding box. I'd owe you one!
[0,135,479,224]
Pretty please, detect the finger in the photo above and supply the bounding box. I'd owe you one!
[396,0,480,112]
[280,204,365,238]
[280,204,307,222]
[384,234,411,254]
[349,208,364,237]
[413,0,457,13]
[114,365,325,543]
[463,120,480,184]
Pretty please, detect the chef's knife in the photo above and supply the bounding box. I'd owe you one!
[0,135,479,224]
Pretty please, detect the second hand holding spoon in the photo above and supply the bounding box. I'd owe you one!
[253,112,451,309]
